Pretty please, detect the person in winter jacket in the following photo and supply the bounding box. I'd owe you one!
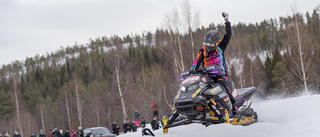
[4,132,10,137]
[30,132,36,137]
[140,118,146,128]
[77,127,83,137]
[131,120,137,132]
[122,120,127,134]
[122,120,130,133]
[126,120,131,133]
[133,110,140,127]
[111,121,120,135]
[63,129,70,137]
[70,130,77,137]
[151,100,158,118]
[39,130,46,137]
[150,117,159,131]
[190,12,235,113]
[51,129,56,137]
[52,128,62,137]
[13,131,21,137]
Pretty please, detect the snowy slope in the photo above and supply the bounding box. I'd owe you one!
[119,94,320,137]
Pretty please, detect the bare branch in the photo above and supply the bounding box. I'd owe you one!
[291,58,303,73]
[290,67,303,81]
[162,82,173,109]
[158,46,174,58]
[305,58,311,72]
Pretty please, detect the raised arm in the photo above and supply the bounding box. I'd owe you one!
[219,12,232,51]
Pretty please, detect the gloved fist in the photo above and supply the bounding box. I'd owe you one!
[222,12,228,18]
[222,12,229,22]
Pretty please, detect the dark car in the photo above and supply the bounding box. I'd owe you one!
[83,127,116,137]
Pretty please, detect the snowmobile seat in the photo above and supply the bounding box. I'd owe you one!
[227,79,235,94]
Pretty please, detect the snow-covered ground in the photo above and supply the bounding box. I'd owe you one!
[119,94,320,137]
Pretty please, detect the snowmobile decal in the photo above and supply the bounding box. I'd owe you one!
[213,86,224,95]
[182,76,200,85]
[192,88,202,98]
[224,97,230,102]
[219,92,227,98]
[176,92,180,99]
[202,77,207,82]
[232,88,238,97]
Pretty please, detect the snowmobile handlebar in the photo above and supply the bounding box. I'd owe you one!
[195,65,222,76]
[180,65,222,81]
[187,65,222,77]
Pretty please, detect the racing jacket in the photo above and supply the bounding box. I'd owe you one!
[191,21,232,76]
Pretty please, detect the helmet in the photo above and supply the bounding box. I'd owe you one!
[203,30,221,48]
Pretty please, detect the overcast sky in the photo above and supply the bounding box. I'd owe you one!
[0,0,319,66]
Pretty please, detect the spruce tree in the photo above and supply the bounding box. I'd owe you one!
[264,54,272,94]
[271,61,288,95]
[0,89,13,119]
[271,45,282,69]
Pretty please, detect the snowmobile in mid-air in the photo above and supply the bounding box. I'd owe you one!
[163,65,258,134]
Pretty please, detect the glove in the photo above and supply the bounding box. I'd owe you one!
[189,69,196,74]
[222,12,229,22]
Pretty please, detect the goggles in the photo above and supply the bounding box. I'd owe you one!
[203,38,221,48]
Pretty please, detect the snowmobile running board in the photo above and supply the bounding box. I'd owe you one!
[163,109,257,134]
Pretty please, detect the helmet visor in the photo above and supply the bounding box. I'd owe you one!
[203,37,221,48]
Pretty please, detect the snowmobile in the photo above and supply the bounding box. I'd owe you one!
[163,65,258,134]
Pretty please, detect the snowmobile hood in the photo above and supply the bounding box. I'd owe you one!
[176,74,211,101]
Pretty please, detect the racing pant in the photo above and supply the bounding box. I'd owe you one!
[214,75,236,111]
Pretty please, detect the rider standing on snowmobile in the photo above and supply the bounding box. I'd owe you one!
[190,12,236,112]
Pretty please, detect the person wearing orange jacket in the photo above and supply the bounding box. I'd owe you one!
[151,100,158,118]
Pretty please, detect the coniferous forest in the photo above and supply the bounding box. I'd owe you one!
[0,4,320,137]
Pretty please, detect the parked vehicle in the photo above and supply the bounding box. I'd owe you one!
[83,127,116,137]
